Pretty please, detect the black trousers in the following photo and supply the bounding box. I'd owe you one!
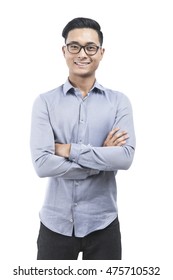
[37,218,121,260]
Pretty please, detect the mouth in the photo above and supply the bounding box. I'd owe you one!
[74,61,91,67]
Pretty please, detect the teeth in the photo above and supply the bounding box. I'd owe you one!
[75,62,90,65]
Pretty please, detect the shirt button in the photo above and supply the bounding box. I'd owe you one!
[70,218,73,223]
[74,203,77,206]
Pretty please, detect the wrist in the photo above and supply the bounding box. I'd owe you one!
[55,143,71,158]
[65,144,71,158]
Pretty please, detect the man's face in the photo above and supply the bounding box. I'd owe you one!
[62,28,105,78]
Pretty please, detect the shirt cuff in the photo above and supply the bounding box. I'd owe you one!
[69,143,99,176]
[69,143,82,163]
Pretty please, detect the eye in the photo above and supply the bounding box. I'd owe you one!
[69,44,80,50]
[86,45,97,51]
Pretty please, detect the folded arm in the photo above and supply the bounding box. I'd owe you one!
[69,143,135,171]
[56,134,134,172]
[55,95,136,172]
[30,95,99,179]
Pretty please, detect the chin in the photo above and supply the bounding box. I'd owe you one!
[74,68,94,76]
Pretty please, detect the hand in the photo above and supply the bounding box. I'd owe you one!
[103,128,129,147]
[55,143,71,158]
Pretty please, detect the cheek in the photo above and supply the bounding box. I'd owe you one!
[63,50,73,60]
[64,55,74,67]
[91,59,101,69]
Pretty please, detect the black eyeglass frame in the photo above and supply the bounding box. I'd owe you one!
[66,43,101,56]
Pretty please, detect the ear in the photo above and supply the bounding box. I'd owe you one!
[100,47,105,60]
[62,46,66,56]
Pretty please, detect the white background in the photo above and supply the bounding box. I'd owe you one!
[0,0,172,277]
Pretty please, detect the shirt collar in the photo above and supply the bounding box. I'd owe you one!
[63,79,105,95]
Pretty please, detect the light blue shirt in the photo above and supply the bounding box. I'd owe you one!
[30,80,136,237]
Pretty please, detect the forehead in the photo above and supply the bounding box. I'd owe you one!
[66,28,99,44]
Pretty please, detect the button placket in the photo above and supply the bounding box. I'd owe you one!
[71,180,79,225]
[78,101,87,144]
[73,180,79,206]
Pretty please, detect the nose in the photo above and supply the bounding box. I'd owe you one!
[78,46,87,57]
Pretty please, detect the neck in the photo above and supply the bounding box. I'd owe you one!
[69,75,96,97]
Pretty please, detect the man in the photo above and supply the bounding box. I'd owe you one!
[30,17,136,260]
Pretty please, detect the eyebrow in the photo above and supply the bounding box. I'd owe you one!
[67,41,98,45]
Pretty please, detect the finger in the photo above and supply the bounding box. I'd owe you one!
[112,131,128,142]
[105,128,120,142]
[113,134,129,145]
[113,130,127,138]
[103,128,128,147]
[111,127,120,134]
[116,140,126,146]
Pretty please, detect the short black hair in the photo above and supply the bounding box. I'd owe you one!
[62,17,103,46]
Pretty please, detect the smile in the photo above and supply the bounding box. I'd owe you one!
[74,61,91,66]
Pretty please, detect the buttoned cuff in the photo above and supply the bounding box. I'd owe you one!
[69,143,99,176]
[69,143,82,163]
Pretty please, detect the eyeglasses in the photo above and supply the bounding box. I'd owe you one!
[66,43,100,56]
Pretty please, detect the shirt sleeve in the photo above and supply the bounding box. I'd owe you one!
[69,94,136,171]
[30,95,99,179]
